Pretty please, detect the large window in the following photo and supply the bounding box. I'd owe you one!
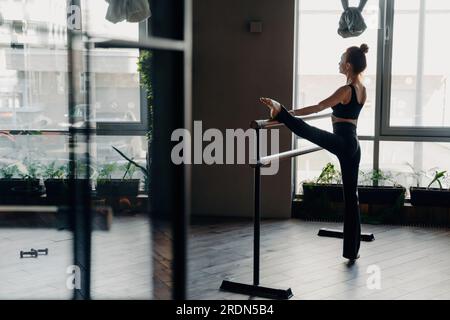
[294,0,450,196]
[388,0,450,129]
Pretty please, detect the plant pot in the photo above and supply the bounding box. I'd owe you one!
[0,178,43,204]
[302,183,343,202]
[96,179,140,198]
[302,183,406,205]
[44,179,92,205]
[410,187,450,207]
[358,185,406,205]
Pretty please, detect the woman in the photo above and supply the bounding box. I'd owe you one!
[260,43,369,263]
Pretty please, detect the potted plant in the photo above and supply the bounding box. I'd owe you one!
[43,161,69,205]
[357,169,406,205]
[95,161,140,199]
[299,164,407,224]
[112,146,149,190]
[0,164,19,204]
[302,162,343,202]
[0,159,44,204]
[410,169,450,207]
[16,159,43,194]
[298,163,343,221]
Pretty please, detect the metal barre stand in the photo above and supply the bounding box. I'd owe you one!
[220,116,323,299]
[220,119,292,299]
[219,113,374,299]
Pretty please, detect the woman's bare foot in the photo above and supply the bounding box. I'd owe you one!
[259,97,282,119]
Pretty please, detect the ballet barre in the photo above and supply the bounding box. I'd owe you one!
[252,147,323,168]
[220,112,374,300]
[220,113,330,300]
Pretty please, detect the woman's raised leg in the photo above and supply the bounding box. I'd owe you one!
[273,104,345,157]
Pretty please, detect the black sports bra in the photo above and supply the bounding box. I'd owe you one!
[331,84,364,120]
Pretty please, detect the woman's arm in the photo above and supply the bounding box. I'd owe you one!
[289,86,351,116]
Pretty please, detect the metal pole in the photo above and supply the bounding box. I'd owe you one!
[67,0,92,300]
[253,128,260,286]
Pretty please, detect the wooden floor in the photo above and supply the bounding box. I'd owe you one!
[1,215,450,300]
[188,219,450,300]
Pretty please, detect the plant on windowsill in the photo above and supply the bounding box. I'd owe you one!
[95,160,140,201]
[357,169,406,206]
[299,164,406,224]
[409,168,450,207]
[354,169,405,224]
[299,163,344,221]
[110,146,150,212]
[0,164,20,205]
[18,159,43,194]
[3,159,45,204]
[112,145,149,188]
[302,162,344,203]
[43,161,69,205]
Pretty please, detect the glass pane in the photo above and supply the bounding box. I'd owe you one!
[0,134,73,299]
[379,141,450,197]
[296,0,379,136]
[390,0,450,127]
[81,0,140,41]
[295,138,374,194]
[88,48,142,123]
[91,136,152,299]
[0,0,69,131]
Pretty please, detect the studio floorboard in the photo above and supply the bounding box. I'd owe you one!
[1,216,450,300]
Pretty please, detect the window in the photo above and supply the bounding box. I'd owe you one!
[382,0,450,136]
[294,0,450,199]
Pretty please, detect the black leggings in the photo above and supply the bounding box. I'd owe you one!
[274,105,361,259]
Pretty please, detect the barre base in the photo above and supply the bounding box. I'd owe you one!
[220,280,293,300]
[318,228,375,242]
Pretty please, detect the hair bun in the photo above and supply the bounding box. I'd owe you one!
[360,43,369,54]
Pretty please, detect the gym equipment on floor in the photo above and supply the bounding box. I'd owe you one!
[19,248,49,258]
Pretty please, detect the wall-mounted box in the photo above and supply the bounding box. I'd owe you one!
[249,21,262,33]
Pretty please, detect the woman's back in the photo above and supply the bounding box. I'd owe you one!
[331,84,365,120]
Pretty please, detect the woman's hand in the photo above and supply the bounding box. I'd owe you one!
[259,97,282,119]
